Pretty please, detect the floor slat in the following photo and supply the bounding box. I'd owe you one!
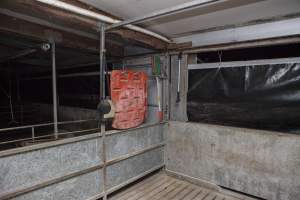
[203,193,217,200]
[109,173,164,200]
[215,195,225,200]
[118,176,170,200]
[194,189,210,200]
[181,187,203,200]
[127,179,176,200]
[146,182,182,200]
[171,186,196,200]
[139,180,178,200]
[108,173,256,200]
[162,184,189,200]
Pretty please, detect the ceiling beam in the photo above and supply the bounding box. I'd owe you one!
[189,57,300,70]
[109,29,167,50]
[0,14,124,57]
[174,17,300,48]
[106,0,224,30]
[10,0,168,49]
[21,0,170,43]
[183,36,300,54]
[0,48,38,63]
[60,0,122,20]
[174,12,300,38]
[34,0,170,42]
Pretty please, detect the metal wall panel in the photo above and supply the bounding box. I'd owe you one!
[15,171,103,200]
[106,124,164,160]
[106,147,164,188]
[0,138,102,195]
[0,123,165,200]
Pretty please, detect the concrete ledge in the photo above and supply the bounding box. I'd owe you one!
[165,169,221,191]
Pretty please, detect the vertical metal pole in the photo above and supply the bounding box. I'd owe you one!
[168,55,172,119]
[99,24,106,101]
[164,53,169,121]
[31,127,35,142]
[99,23,107,200]
[176,53,182,103]
[51,41,58,139]
[101,123,107,200]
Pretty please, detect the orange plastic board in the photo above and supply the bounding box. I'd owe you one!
[110,70,148,129]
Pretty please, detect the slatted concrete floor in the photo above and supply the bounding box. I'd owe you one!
[109,172,255,200]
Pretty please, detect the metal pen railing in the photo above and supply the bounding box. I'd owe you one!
[0,105,42,125]
[0,119,99,147]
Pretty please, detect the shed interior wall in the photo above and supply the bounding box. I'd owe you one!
[1,1,300,200]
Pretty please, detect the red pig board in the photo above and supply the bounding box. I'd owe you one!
[110,70,148,129]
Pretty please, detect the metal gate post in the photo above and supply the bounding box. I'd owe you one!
[51,41,58,138]
[99,23,108,200]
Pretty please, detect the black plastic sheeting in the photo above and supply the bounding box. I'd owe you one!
[188,63,300,134]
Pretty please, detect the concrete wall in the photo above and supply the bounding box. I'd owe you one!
[0,123,165,200]
[165,121,300,200]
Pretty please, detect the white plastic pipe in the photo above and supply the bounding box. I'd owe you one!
[156,76,163,121]
[156,77,162,112]
[35,0,171,43]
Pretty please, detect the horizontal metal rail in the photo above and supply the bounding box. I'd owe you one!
[0,105,36,109]
[0,142,165,200]
[105,122,167,137]
[106,143,165,166]
[188,57,300,70]
[22,71,166,80]
[0,128,101,145]
[0,109,39,115]
[0,119,100,154]
[106,164,164,196]
[0,118,97,133]
[0,122,167,158]
[178,36,300,55]
[0,132,102,158]
[0,49,37,63]
[106,0,223,30]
